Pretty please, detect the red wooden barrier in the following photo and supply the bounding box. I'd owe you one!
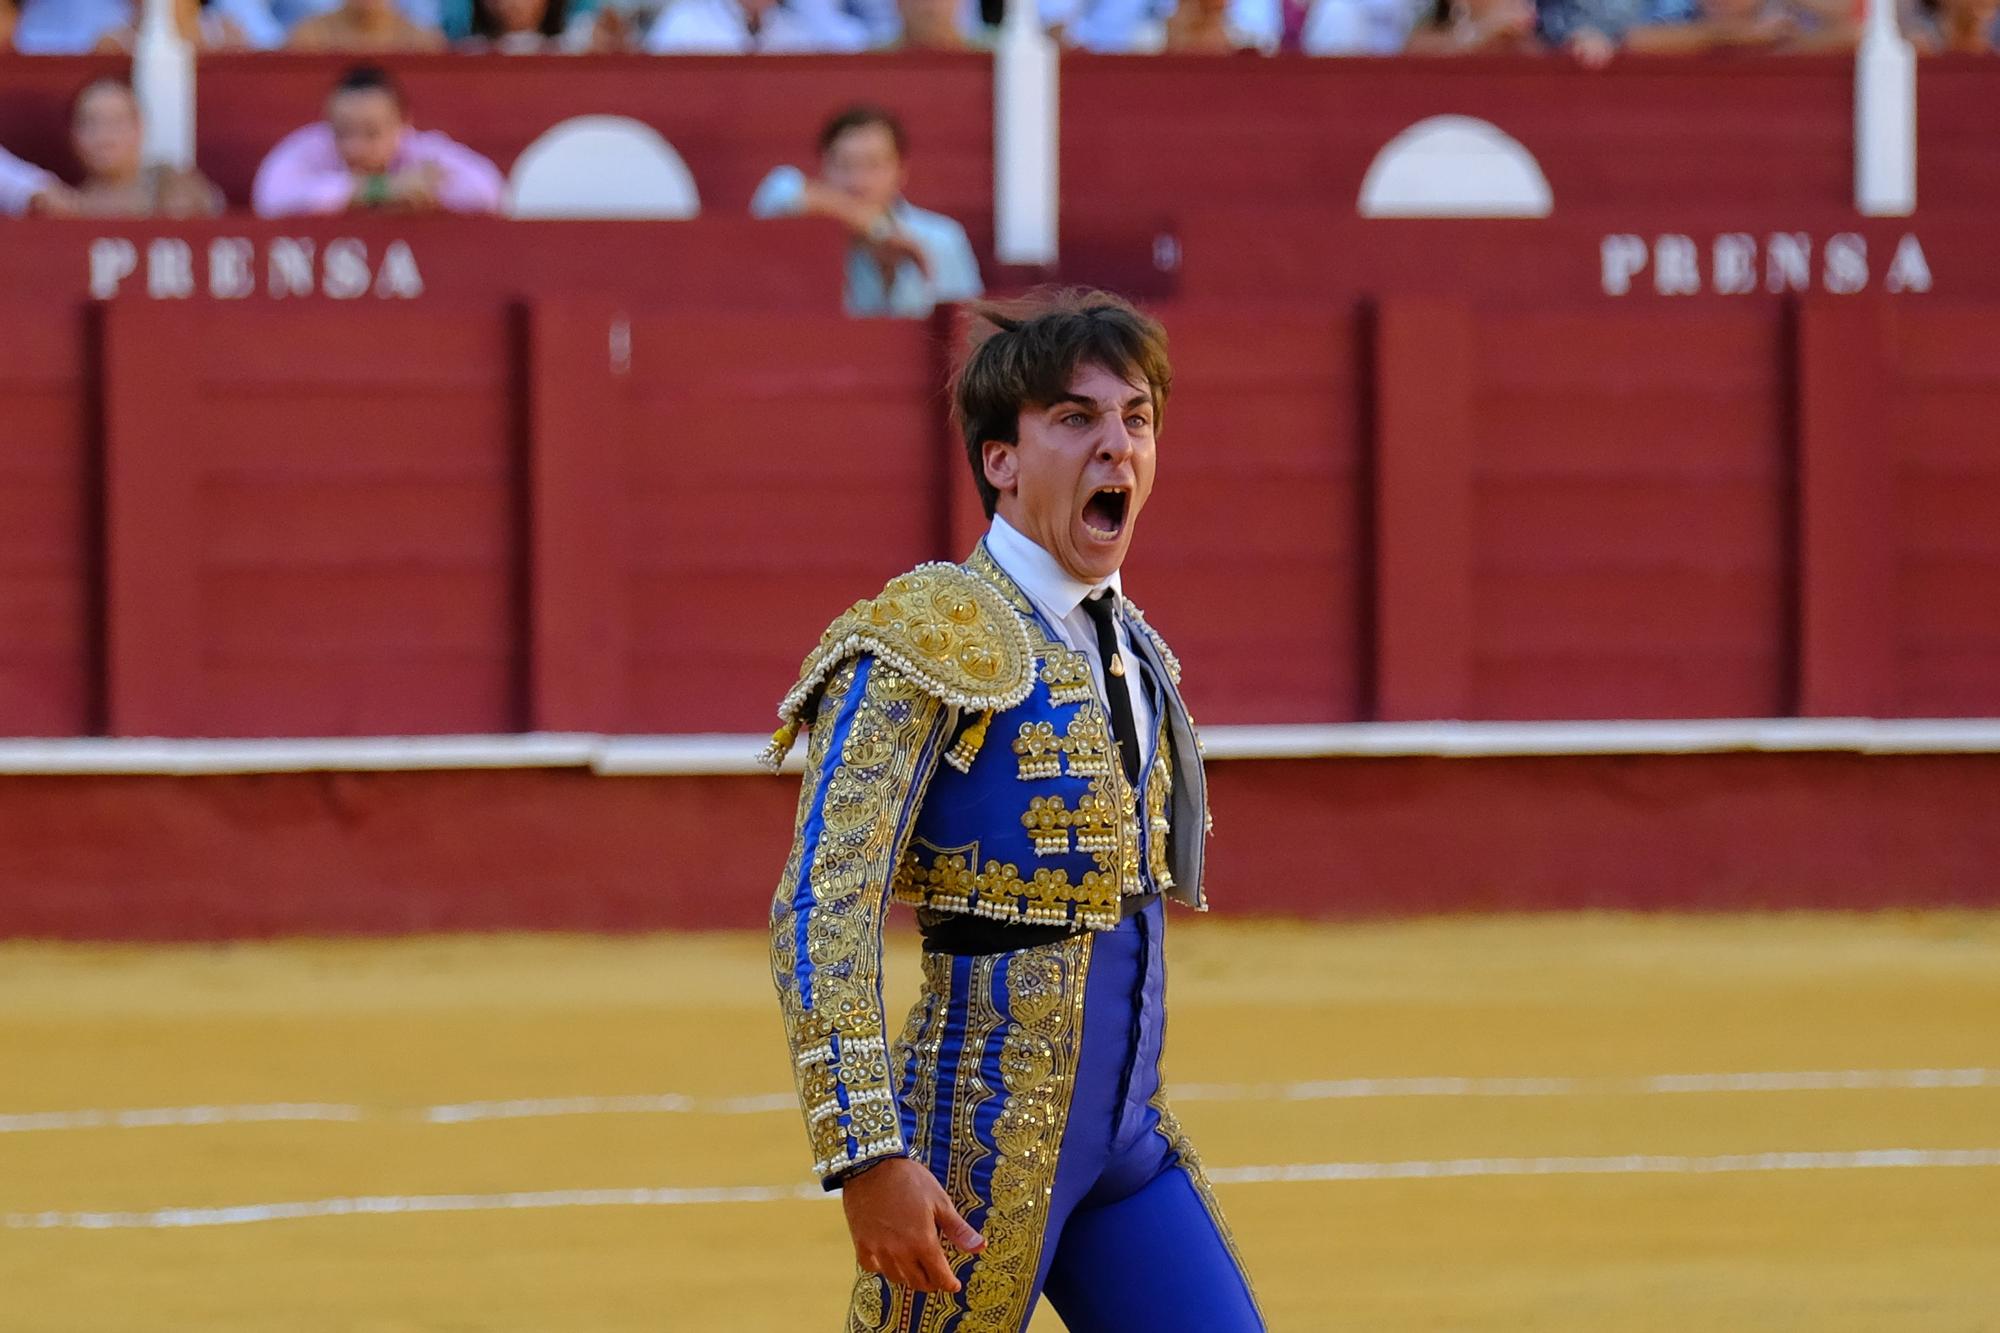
[0,305,97,736]
[4,750,1998,938]
[0,217,845,308]
[1376,300,1792,720]
[1800,299,2000,718]
[103,301,523,735]
[1064,56,1858,218]
[529,303,950,733]
[1173,212,2000,304]
[1121,308,1368,722]
[4,285,1996,738]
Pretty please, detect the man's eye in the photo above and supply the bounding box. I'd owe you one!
[1128,415,1152,429]
[1062,413,1089,427]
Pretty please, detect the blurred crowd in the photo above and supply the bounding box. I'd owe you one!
[0,0,1994,56]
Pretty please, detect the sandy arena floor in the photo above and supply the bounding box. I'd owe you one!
[3,912,1998,1332]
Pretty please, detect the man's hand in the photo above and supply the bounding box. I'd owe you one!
[386,163,446,212]
[842,1157,985,1294]
[867,229,935,282]
[27,183,82,218]
[1566,26,1617,67]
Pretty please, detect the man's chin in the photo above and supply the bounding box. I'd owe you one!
[1066,532,1129,582]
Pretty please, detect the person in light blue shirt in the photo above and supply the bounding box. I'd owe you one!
[750,104,983,320]
[11,0,287,50]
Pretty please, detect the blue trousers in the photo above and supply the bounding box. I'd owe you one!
[846,900,1264,1333]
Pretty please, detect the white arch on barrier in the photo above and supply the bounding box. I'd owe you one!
[507,116,702,220]
[1357,115,1553,219]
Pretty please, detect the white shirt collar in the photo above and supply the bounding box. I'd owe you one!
[984,512,1122,620]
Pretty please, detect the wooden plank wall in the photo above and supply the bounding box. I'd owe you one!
[0,306,98,735]
[2,294,1996,738]
[101,303,523,735]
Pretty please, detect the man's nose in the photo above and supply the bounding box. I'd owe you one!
[1096,422,1133,461]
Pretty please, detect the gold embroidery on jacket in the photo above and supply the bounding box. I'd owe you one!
[772,660,945,1180]
[892,848,1123,928]
[1012,720,1063,781]
[1146,716,1175,894]
[1038,646,1094,704]
[764,562,1034,770]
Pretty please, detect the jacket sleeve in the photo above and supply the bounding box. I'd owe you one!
[770,654,950,1188]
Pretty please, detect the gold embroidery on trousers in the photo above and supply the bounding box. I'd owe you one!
[853,936,1093,1333]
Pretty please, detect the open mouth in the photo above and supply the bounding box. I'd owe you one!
[1081,487,1130,539]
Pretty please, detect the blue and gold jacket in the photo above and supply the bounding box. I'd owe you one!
[763,542,1210,1184]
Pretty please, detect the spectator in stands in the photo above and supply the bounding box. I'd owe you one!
[1,142,80,216]
[1912,0,1999,49]
[252,65,504,216]
[751,104,982,319]
[1299,0,1540,51]
[459,0,623,48]
[891,0,983,46]
[1620,0,1847,50]
[10,0,279,52]
[69,76,225,217]
[288,0,446,47]
[644,0,871,49]
[1537,0,1694,64]
[1290,0,1418,50]
[274,0,442,35]
[1162,0,1264,47]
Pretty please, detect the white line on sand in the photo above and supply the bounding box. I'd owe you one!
[5,1069,1995,1136]
[9,1149,1999,1231]
[1173,1067,2000,1101]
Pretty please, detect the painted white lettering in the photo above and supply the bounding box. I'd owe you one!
[322,238,371,300]
[1823,233,1868,295]
[207,237,256,300]
[373,240,424,299]
[1766,233,1812,293]
[269,238,316,299]
[1712,234,1758,296]
[1600,234,1648,296]
[145,238,195,299]
[88,238,138,300]
[1653,234,1700,295]
[1885,233,1932,294]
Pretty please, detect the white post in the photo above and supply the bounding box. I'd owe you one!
[133,0,196,171]
[993,0,1059,266]
[1854,0,1916,216]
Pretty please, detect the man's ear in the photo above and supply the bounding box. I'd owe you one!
[981,439,1017,496]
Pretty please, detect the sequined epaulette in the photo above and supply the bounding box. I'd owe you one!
[759,562,1036,770]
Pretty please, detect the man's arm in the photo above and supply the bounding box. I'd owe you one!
[772,654,985,1293]
[770,654,948,1186]
[251,128,357,217]
[421,136,505,215]
[0,145,60,218]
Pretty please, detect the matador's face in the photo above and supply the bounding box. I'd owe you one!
[985,362,1158,585]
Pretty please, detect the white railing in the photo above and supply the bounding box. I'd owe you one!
[2,718,1997,776]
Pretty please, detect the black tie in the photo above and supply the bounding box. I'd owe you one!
[1081,592,1142,787]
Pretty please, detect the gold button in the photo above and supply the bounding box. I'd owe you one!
[1109,656,1125,677]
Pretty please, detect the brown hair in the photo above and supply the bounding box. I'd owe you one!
[951,289,1172,519]
[817,104,908,160]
